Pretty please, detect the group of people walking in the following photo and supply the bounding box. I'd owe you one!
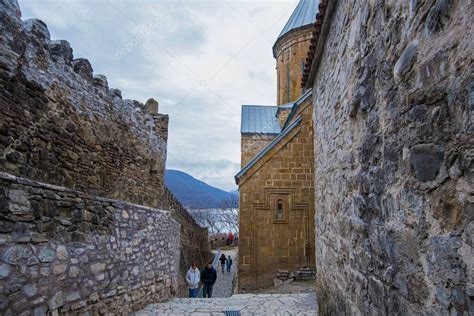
[185,253,233,298]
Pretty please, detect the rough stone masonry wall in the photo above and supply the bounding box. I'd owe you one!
[312,0,473,314]
[0,0,168,209]
[0,172,180,315]
[0,0,211,307]
[162,187,213,296]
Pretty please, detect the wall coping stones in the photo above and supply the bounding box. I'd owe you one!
[0,171,171,216]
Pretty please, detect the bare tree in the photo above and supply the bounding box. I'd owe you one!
[188,194,239,234]
[215,195,239,233]
[189,209,220,233]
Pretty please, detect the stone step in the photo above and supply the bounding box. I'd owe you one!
[134,293,317,315]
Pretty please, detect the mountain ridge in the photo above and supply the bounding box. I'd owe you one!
[164,169,236,209]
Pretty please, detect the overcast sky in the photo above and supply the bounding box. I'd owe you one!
[19,0,298,191]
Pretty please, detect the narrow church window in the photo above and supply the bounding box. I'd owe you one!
[275,198,284,221]
[277,68,280,103]
[301,60,306,94]
[286,64,290,103]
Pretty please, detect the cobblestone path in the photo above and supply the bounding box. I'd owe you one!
[135,293,318,315]
[135,247,318,315]
[209,248,238,298]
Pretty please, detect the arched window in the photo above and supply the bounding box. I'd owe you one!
[275,198,284,221]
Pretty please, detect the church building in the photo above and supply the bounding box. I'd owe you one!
[235,0,318,291]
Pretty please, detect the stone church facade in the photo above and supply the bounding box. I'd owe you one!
[235,0,318,291]
[237,0,472,313]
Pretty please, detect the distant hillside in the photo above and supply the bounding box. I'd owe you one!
[164,169,236,209]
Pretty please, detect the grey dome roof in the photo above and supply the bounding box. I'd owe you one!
[276,0,319,42]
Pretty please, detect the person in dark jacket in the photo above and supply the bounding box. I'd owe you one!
[200,262,217,298]
[219,253,227,273]
[226,255,233,274]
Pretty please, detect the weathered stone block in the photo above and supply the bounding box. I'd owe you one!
[0,263,11,278]
[72,58,93,82]
[145,98,159,114]
[425,0,452,35]
[50,40,73,65]
[65,291,80,302]
[48,291,64,310]
[33,306,47,316]
[51,261,67,274]
[394,40,418,82]
[21,19,50,44]
[410,144,444,181]
[22,284,37,297]
[90,262,106,274]
[1,245,31,264]
[93,74,108,89]
[37,246,56,263]
[309,0,471,314]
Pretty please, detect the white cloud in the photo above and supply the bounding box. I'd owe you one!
[19,0,298,191]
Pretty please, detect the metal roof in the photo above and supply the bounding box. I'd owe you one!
[277,0,319,41]
[241,105,281,134]
[235,116,303,183]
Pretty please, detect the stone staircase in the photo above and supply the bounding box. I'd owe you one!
[134,293,317,315]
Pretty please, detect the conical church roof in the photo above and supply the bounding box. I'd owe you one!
[276,0,319,43]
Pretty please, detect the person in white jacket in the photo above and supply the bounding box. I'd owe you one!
[186,263,201,298]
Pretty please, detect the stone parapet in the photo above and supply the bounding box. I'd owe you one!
[0,0,168,209]
[0,172,180,315]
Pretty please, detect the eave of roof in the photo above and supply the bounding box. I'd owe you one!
[282,89,312,129]
[235,116,303,184]
[301,0,337,88]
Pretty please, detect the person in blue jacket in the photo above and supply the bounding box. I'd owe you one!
[226,255,233,274]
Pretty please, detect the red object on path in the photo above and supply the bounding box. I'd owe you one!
[228,231,234,241]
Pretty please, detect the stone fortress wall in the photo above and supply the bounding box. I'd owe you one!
[162,187,213,296]
[309,0,473,314]
[0,0,168,209]
[0,172,180,315]
[0,0,210,314]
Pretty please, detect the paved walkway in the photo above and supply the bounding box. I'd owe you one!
[134,293,318,315]
[210,248,238,298]
[135,247,318,315]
